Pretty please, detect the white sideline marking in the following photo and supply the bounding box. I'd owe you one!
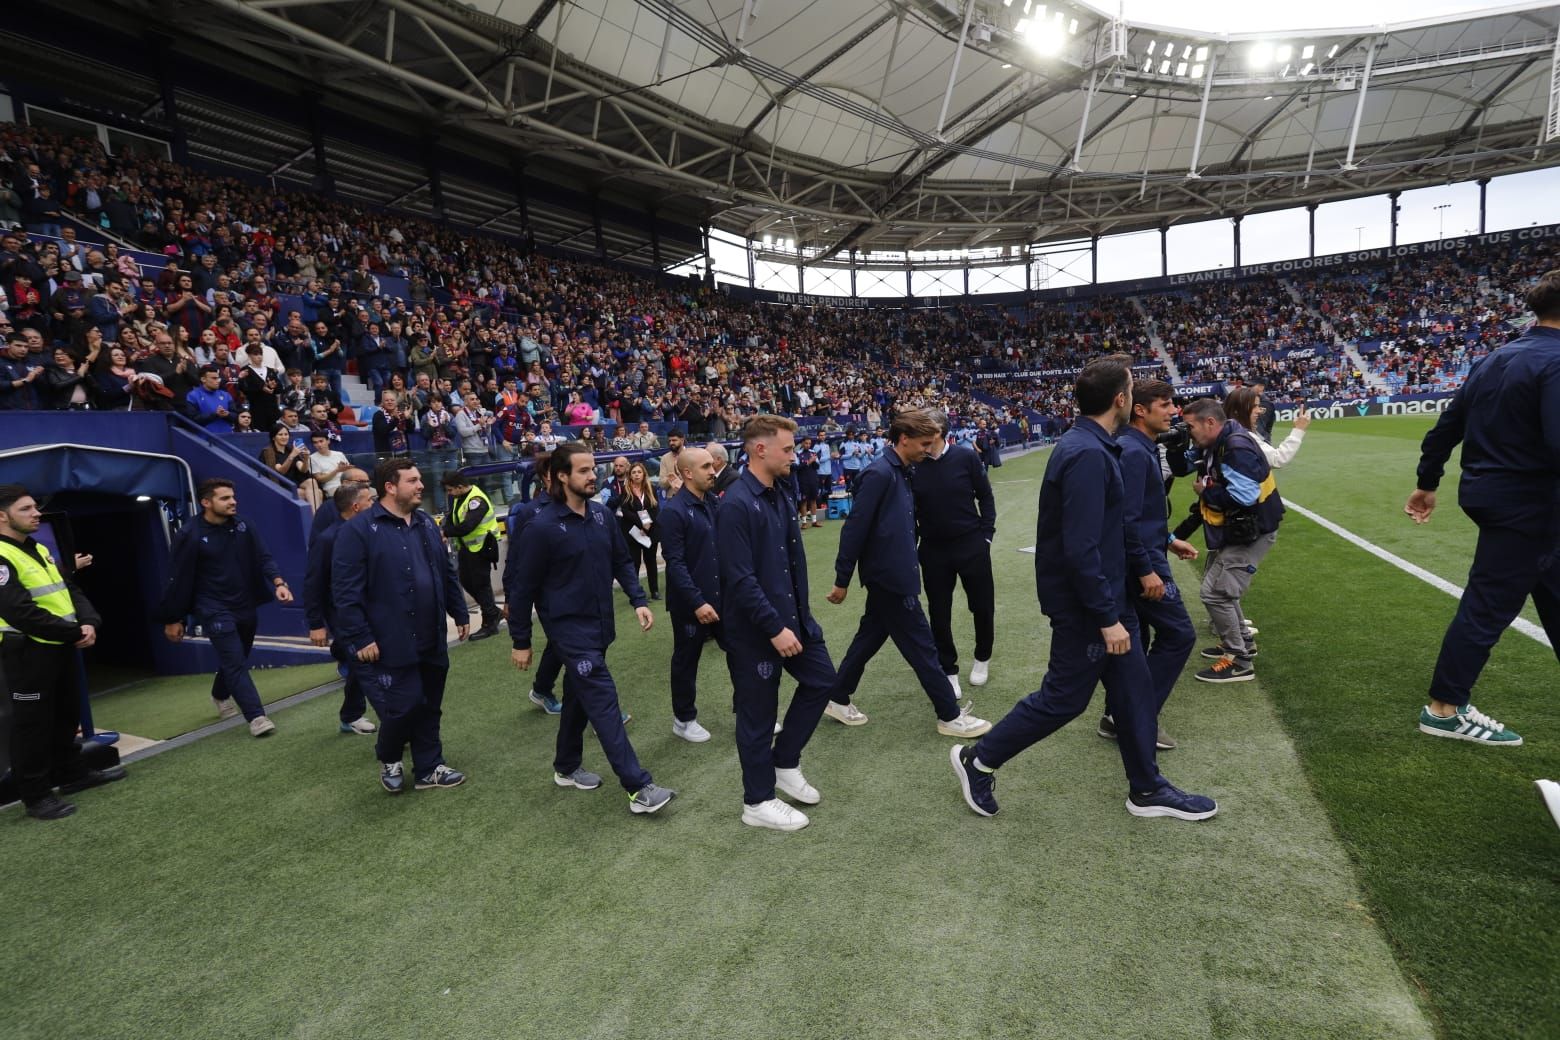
[1286,500,1553,649]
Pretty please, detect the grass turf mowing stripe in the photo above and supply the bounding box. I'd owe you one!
[1285,499,1553,649]
[0,449,1437,1040]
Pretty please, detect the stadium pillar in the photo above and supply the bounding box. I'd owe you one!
[701,223,713,287]
[905,263,912,299]
[850,250,858,297]
[747,241,756,288]
[1090,234,1099,283]
[305,96,333,196]
[797,259,805,294]
[595,197,607,262]
[150,36,189,165]
[422,135,446,222]
[1388,191,1401,246]
[510,163,531,229]
[963,266,970,295]
[1307,203,1318,257]
[1159,226,1168,277]
[1478,178,1489,234]
[1232,214,1243,269]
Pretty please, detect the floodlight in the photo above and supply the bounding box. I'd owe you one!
[1301,45,1314,59]
[1250,42,1274,66]
[763,234,772,247]
[1147,39,1157,54]
[1176,62,1188,77]
[1016,18,1029,32]
[1327,43,1340,58]
[1196,46,1209,62]
[1300,61,1314,75]
[1190,63,1204,78]
[1069,18,1078,33]
[1275,44,1292,62]
[1160,59,1171,74]
[1164,42,1176,58]
[1142,58,1152,71]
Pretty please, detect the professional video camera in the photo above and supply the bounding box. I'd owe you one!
[1157,418,1196,479]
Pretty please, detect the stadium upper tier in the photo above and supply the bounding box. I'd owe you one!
[2,117,1555,439]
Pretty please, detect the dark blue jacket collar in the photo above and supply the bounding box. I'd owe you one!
[1076,416,1123,454]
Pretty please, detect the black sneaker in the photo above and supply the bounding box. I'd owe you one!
[1201,644,1257,660]
[1127,783,1218,821]
[1097,714,1118,740]
[25,794,77,820]
[1195,656,1255,683]
[380,761,405,794]
[57,766,129,794]
[415,765,466,790]
[950,744,998,817]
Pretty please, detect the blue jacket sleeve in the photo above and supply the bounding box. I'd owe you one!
[1117,446,1155,579]
[834,465,884,588]
[1057,451,1121,628]
[1416,380,1470,492]
[611,516,649,607]
[250,527,282,588]
[303,533,329,629]
[1543,357,1560,477]
[506,526,543,650]
[329,523,373,654]
[971,451,997,539]
[156,525,198,623]
[659,505,706,610]
[716,498,785,639]
[438,529,469,626]
[1203,438,1270,511]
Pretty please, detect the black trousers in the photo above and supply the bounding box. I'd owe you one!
[2,637,86,804]
[457,547,501,628]
[919,534,996,675]
[670,611,720,722]
[625,533,659,597]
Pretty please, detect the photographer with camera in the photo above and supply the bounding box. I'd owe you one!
[1181,398,1284,684]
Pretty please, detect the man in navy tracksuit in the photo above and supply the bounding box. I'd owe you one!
[660,446,722,743]
[912,410,997,696]
[1406,271,1560,747]
[502,453,565,715]
[303,482,378,736]
[1098,380,1198,749]
[824,409,992,738]
[951,356,1218,822]
[331,458,470,794]
[506,444,675,815]
[309,467,370,540]
[717,414,834,831]
[159,478,293,737]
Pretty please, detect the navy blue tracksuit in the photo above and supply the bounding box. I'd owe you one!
[1119,426,1196,712]
[660,487,722,723]
[971,418,1167,794]
[331,502,469,777]
[158,515,284,722]
[831,450,960,722]
[912,442,997,674]
[717,470,835,806]
[506,499,654,792]
[503,495,563,699]
[303,508,369,726]
[1416,325,1560,703]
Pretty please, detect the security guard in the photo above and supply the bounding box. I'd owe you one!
[0,484,121,820]
[660,446,722,743]
[159,478,293,737]
[304,482,379,736]
[442,471,503,641]
[507,443,674,815]
[824,409,992,739]
[716,414,835,832]
[332,457,470,794]
[1406,268,1560,746]
[503,450,563,715]
[950,357,1218,823]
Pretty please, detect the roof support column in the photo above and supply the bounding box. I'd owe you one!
[306,94,333,195]
[935,0,976,136]
[850,250,858,298]
[1343,40,1379,171]
[1307,203,1318,258]
[1090,234,1099,284]
[701,222,711,285]
[747,240,756,289]
[1160,225,1168,278]
[797,252,805,294]
[1072,69,1098,171]
[963,265,970,296]
[151,35,189,165]
[1478,177,1490,234]
[1187,52,1219,177]
[1232,214,1242,269]
[1388,191,1401,247]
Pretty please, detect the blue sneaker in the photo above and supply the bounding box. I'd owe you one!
[529,689,561,715]
[1127,783,1218,821]
[380,761,404,795]
[415,765,466,790]
[950,745,998,817]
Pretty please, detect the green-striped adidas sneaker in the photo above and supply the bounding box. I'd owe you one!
[1418,704,1523,746]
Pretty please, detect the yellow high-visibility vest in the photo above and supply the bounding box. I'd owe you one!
[0,539,78,644]
[450,486,499,553]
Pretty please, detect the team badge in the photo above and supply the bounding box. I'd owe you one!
[1163,581,1181,602]
[593,511,604,525]
[757,661,774,679]
[0,564,8,586]
[576,659,594,676]
[377,672,394,689]
[1086,642,1105,662]
[902,595,919,611]
[684,623,699,637]
[236,521,247,533]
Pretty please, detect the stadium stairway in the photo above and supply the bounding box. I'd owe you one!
[1131,296,1182,382]
[1280,278,1393,394]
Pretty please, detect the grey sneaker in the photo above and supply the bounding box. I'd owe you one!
[554,767,603,790]
[629,783,676,814]
[1097,714,1177,750]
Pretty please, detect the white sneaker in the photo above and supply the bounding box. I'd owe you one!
[970,658,990,687]
[742,798,810,831]
[774,721,783,736]
[213,697,239,721]
[946,674,964,699]
[937,706,992,739]
[823,700,869,726]
[673,718,712,743]
[775,767,821,805]
[1242,619,1259,637]
[249,716,276,738]
[343,717,376,734]
[1536,779,1560,831]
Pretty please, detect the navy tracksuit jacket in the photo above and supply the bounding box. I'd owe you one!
[1119,425,1196,712]
[303,508,368,724]
[503,493,563,697]
[660,487,722,722]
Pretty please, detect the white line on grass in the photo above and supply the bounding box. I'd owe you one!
[1286,499,1553,649]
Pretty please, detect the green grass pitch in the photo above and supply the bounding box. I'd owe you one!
[2,416,1554,1040]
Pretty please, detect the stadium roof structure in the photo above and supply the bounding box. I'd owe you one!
[36,0,1560,269]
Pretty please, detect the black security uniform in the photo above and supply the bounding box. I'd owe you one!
[911,442,996,676]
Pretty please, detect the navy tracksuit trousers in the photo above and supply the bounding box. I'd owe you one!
[207,612,265,721]
[972,609,1166,794]
[554,647,652,792]
[352,660,449,777]
[669,612,720,722]
[1428,507,1560,705]
[333,653,368,724]
[530,643,564,698]
[727,636,835,805]
[830,587,960,722]
[1132,579,1197,713]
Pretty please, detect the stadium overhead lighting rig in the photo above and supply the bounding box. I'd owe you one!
[1010,4,1082,57]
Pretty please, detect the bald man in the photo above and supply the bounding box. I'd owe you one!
[707,442,739,497]
[660,446,723,742]
[310,468,372,540]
